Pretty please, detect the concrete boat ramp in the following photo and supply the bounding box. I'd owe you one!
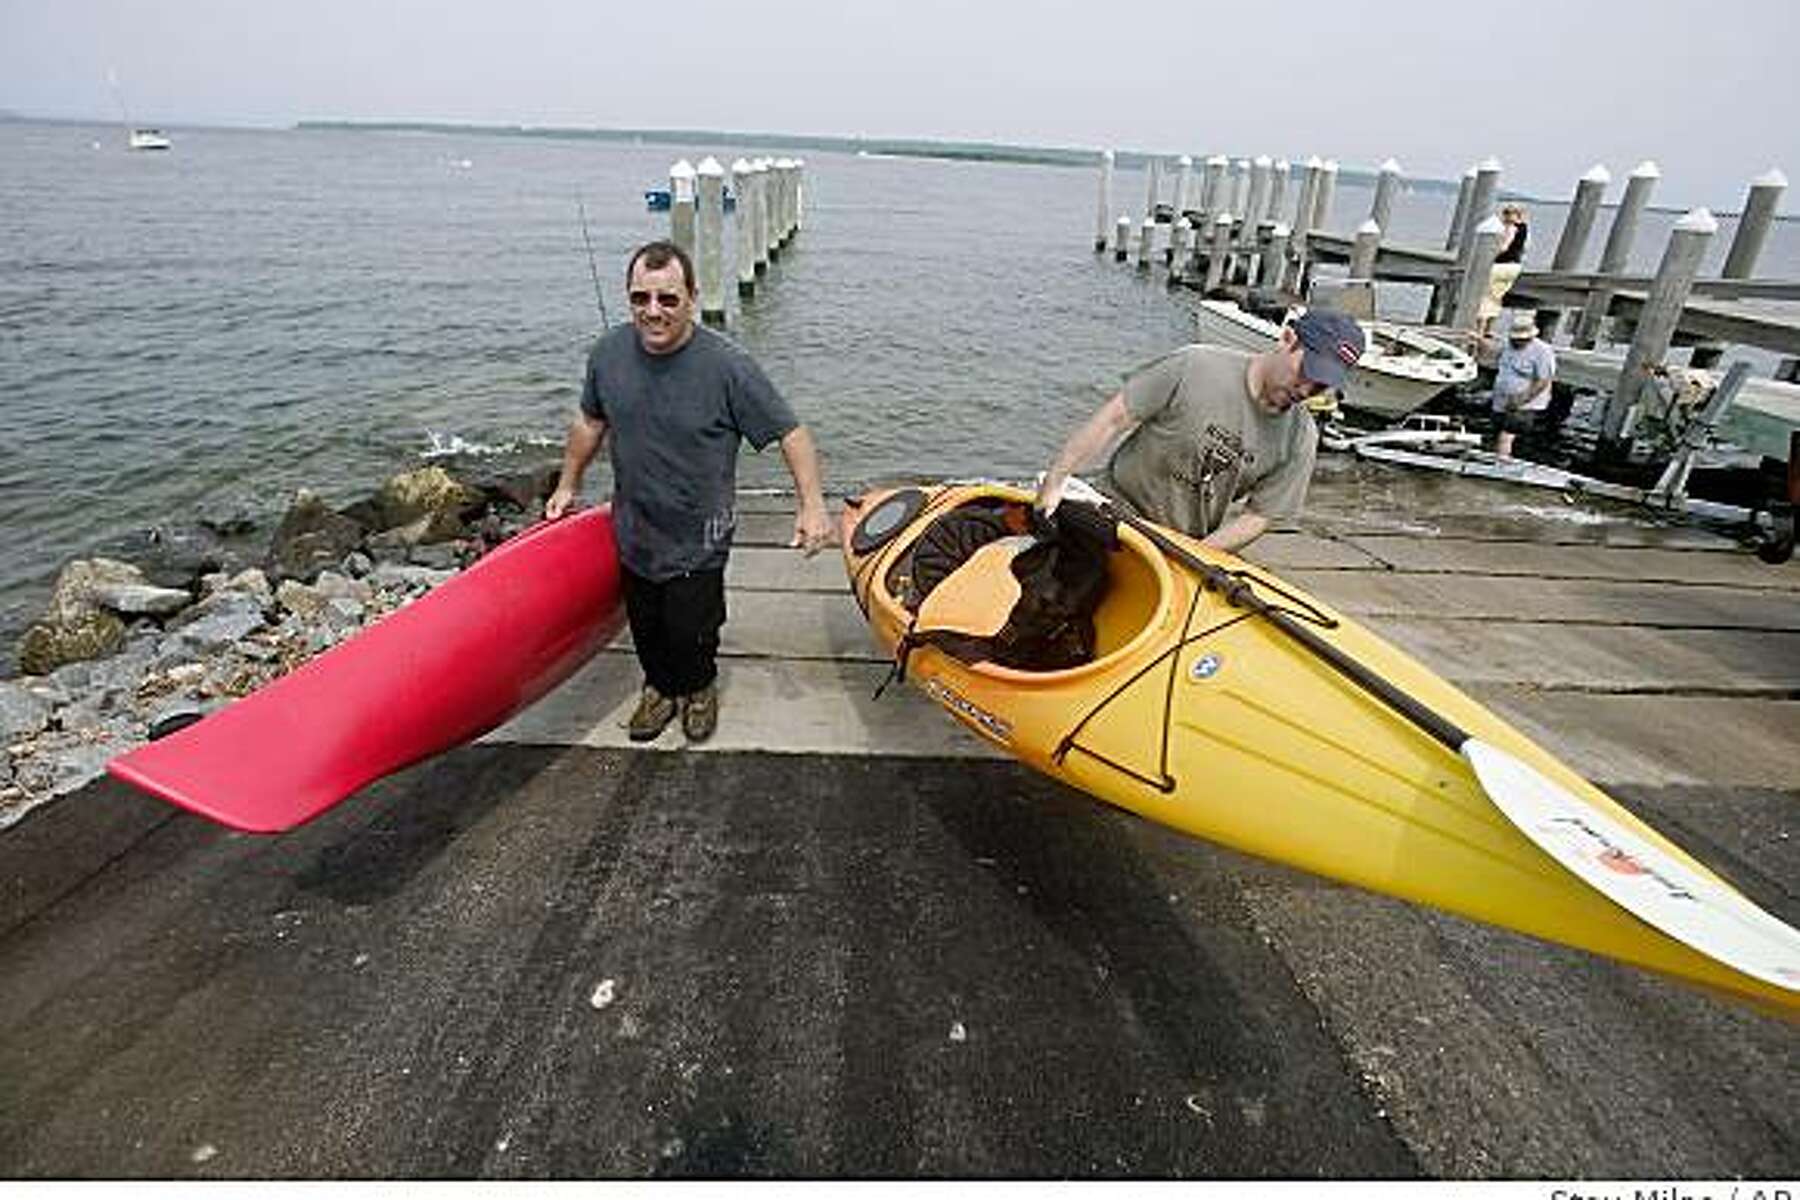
[2,463,1795,1179]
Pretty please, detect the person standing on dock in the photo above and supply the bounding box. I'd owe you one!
[1036,309,1366,554]
[546,239,834,744]
[1489,313,1557,461]
[1479,203,1530,336]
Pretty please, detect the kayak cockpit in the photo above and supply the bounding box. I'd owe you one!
[882,493,1170,680]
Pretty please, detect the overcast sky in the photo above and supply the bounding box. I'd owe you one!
[3,0,1792,208]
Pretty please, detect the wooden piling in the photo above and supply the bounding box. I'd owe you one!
[1168,217,1192,274]
[1114,215,1131,262]
[731,158,757,297]
[1095,150,1114,251]
[1229,159,1251,224]
[749,159,770,275]
[696,156,727,325]
[1145,156,1163,221]
[1575,160,1659,348]
[1269,159,1289,228]
[1722,168,1787,279]
[1246,155,1273,242]
[1137,215,1156,269]
[1348,218,1381,279]
[1285,157,1323,292]
[792,158,806,232]
[1370,158,1402,234]
[1204,212,1233,292]
[669,159,697,259]
[1602,207,1717,443]
[1311,159,1339,235]
[1451,215,1504,331]
[1260,223,1290,289]
[1457,158,1501,267]
[1444,166,1476,253]
[1199,155,1228,217]
[1536,164,1610,338]
[1173,155,1193,220]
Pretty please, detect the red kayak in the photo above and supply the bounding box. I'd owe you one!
[108,506,625,833]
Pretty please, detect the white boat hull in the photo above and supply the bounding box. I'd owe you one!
[1195,301,1476,420]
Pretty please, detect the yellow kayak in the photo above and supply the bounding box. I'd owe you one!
[840,482,1800,1019]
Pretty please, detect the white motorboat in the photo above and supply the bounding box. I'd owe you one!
[1195,299,1477,420]
[128,127,171,151]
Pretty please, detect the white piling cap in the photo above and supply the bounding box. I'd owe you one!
[1275,158,1290,170]
[731,157,752,174]
[1117,215,1132,226]
[1254,154,1272,167]
[1214,211,1234,225]
[1102,149,1115,163]
[1207,154,1228,167]
[774,157,795,170]
[1753,168,1788,188]
[1175,216,1192,229]
[1358,218,1382,235]
[1675,207,1718,234]
[1271,222,1291,236]
[1380,157,1402,174]
[1306,155,1323,169]
[1631,160,1661,178]
[1322,159,1339,173]
[696,156,724,176]
[670,159,696,178]
[1177,154,1192,167]
[1141,215,1156,227]
[793,158,804,168]
[1234,158,1250,170]
[1477,214,1505,234]
[1583,164,1612,184]
[1463,166,1477,178]
[1478,157,1501,172]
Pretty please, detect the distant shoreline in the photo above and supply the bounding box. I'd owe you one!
[5,111,1783,217]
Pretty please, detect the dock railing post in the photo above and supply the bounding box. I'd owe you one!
[1370,158,1402,235]
[1094,150,1114,251]
[1575,160,1658,348]
[669,159,697,259]
[1348,218,1381,281]
[1600,207,1717,450]
[731,158,756,297]
[1451,215,1504,332]
[1537,164,1610,340]
[1113,215,1131,262]
[696,156,726,325]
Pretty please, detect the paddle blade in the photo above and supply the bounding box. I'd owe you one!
[914,536,1031,639]
[1463,738,1800,993]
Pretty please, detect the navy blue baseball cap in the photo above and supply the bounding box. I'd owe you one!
[1291,308,1367,390]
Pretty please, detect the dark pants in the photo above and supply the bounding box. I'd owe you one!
[623,566,727,697]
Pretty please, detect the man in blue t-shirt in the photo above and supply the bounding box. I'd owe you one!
[1490,313,1557,461]
[546,241,833,743]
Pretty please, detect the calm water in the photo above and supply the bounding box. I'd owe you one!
[2,121,1795,659]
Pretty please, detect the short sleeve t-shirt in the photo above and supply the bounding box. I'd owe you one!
[581,324,798,580]
[1492,338,1557,412]
[1106,344,1318,538]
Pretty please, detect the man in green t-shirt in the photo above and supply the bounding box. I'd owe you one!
[1036,308,1365,554]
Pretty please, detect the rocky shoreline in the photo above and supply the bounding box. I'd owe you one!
[0,460,562,830]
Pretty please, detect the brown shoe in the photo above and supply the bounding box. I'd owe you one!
[627,685,677,742]
[680,683,718,743]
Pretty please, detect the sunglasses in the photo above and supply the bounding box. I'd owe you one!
[628,290,687,310]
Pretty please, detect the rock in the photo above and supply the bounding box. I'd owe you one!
[314,571,373,604]
[175,600,266,653]
[408,543,464,572]
[195,493,259,537]
[321,596,365,634]
[90,581,193,618]
[369,563,454,593]
[96,525,229,593]
[220,568,273,602]
[0,681,52,741]
[366,466,485,532]
[343,551,374,579]
[466,463,561,515]
[275,579,327,622]
[366,509,467,557]
[148,702,214,740]
[267,490,367,582]
[19,612,127,676]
